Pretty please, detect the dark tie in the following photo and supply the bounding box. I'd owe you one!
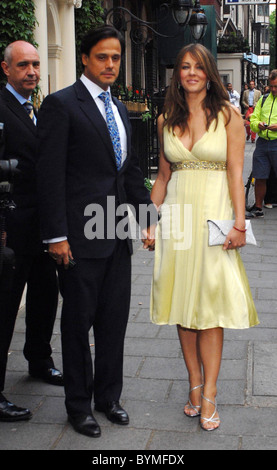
[99,91,122,170]
[23,100,35,124]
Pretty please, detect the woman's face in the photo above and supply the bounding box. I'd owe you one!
[179,52,208,95]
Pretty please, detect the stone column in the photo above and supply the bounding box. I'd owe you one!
[58,0,79,88]
[33,0,49,97]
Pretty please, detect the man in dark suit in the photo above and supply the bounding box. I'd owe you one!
[0,41,63,422]
[37,26,156,438]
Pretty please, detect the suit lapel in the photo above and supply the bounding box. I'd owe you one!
[73,80,116,162]
[1,88,37,136]
[74,80,131,170]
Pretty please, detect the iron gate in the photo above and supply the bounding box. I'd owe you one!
[113,87,166,178]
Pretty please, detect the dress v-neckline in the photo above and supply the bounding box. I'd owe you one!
[174,130,208,154]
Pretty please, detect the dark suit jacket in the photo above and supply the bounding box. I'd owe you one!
[0,87,41,255]
[37,79,155,259]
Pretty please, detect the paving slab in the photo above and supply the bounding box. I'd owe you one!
[253,343,277,396]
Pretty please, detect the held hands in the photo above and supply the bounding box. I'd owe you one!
[141,224,156,251]
[48,240,74,268]
[223,227,246,250]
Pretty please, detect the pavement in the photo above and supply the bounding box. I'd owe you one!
[1,141,277,452]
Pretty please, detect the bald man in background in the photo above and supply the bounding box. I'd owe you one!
[0,41,62,422]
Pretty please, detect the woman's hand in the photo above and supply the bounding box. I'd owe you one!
[223,228,246,250]
[142,224,156,251]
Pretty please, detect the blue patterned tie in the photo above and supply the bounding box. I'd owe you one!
[99,91,122,170]
[23,100,36,124]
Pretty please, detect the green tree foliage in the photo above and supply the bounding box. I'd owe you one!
[75,0,104,78]
[0,0,37,88]
[217,32,249,53]
[270,10,276,70]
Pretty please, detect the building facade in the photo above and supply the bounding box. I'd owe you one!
[32,0,271,97]
[33,0,81,97]
[219,0,270,89]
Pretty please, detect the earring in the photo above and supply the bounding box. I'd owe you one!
[206,81,211,91]
[178,82,181,90]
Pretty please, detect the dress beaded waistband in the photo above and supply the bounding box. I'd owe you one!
[170,161,227,171]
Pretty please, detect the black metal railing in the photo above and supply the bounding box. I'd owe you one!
[113,86,167,178]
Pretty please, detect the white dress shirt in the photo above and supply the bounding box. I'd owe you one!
[248,89,254,106]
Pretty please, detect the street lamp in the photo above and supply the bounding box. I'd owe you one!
[104,0,208,43]
[189,0,208,40]
[171,0,193,27]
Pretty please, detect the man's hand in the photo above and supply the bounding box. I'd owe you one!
[48,240,73,268]
[259,122,269,130]
[141,224,156,251]
[267,123,277,131]
[259,122,277,131]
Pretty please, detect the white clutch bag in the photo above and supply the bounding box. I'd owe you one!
[207,219,257,246]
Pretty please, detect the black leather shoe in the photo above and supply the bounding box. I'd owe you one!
[68,414,101,437]
[29,367,64,386]
[0,396,32,422]
[95,401,129,425]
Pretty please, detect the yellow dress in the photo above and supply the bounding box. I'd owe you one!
[150,114,259,330]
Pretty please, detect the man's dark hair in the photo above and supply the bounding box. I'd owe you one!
[81,25,125,57]
[269,69,277,82]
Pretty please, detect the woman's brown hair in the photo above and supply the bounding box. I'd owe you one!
[163,43,230,134]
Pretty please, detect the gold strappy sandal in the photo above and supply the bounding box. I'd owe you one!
[184,384,203,418]
[200,394,220,431]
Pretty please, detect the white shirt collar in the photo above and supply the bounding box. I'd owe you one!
[80,74,111,100]
[6,83,32,105]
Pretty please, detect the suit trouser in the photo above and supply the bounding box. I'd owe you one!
[0,250,59,391]
[58,239,131,418]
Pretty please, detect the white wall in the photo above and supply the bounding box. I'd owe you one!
[217,52,244,95]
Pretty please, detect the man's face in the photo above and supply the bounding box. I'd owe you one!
[269,77,277,97]
[249,81,255,90]
[1,41,40,99]
[82,37,121,90]
[227,84,233,91]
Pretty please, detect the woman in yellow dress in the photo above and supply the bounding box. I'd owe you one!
[150,44,259,431]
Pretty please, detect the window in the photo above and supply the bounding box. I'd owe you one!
[258,4,269,16]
